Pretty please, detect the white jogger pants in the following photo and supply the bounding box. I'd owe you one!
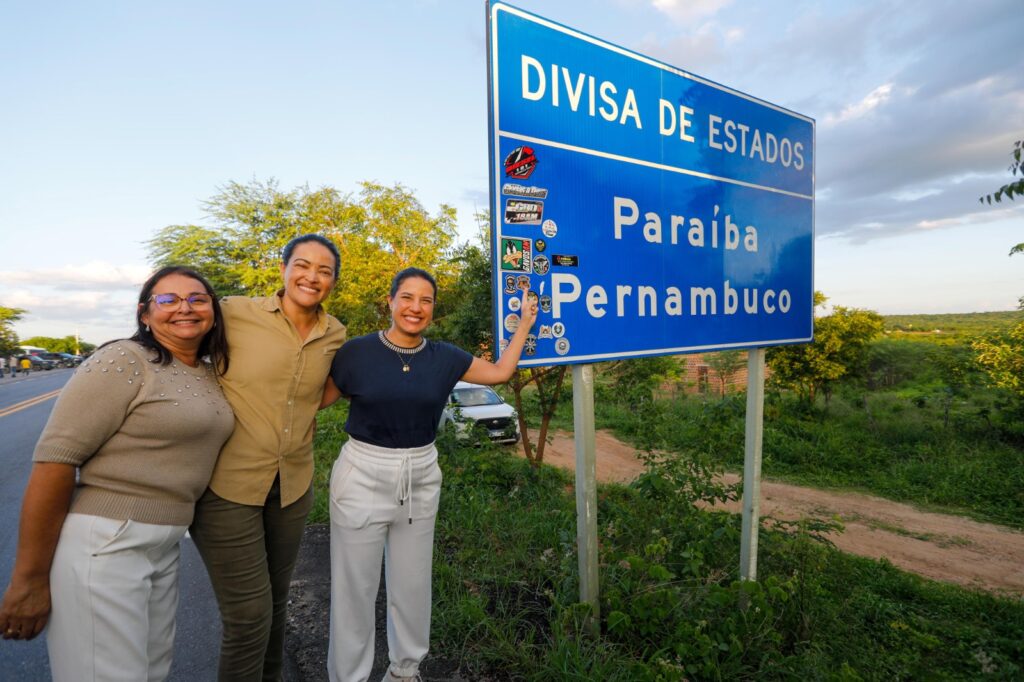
[47,512,188,682]
[328,438,441,682]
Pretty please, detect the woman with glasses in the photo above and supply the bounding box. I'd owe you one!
[0,266,233,681]
[321,267,537,682]
[189,233,347,681]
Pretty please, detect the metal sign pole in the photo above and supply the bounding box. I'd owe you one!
[572,363,599,631]
[740,348,766,581]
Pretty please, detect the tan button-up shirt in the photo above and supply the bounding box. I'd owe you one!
[210,294,346,506]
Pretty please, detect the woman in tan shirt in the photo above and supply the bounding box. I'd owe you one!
[0,266,234,681]
[189,234,346,681]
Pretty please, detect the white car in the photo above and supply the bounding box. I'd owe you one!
[439,381,520,444]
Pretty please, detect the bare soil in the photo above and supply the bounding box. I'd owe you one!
[518,429,1024,595]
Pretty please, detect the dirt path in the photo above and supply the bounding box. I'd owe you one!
[518,429,1024,595]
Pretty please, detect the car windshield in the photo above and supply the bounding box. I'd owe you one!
[452,387,504,407]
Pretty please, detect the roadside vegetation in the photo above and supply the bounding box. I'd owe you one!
[310,411,1023,679]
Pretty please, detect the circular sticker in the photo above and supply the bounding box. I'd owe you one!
[542,219,557,238]
[533,255,550,276]
[499,338,510,352]
[504,313,521,333]
[535,238,547,252]
[516,275,531,291]
[524,334,537,356]
[508,296,521,312]
[555,338,570,355]
[552,321,566,338]
[526,290,538,303]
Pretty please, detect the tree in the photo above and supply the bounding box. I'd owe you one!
[973,321,1024,401]
[978,140,1024,257]
[767,294,883,405]
[705,349,745,397]
[147,179,458,336]
[0,306,24,356]
[508,365,568,467]
[21,336,96,355]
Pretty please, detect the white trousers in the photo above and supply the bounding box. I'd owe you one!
[48,513,188,682]
[328,438,441,682]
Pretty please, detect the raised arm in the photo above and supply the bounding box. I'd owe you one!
[0,462,76,640]
[461,288,538,386]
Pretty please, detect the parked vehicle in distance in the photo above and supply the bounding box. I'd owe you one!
[439,381,520,445]
[38,352,77,368]
[18,354,56,371]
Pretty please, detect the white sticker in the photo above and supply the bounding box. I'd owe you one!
[551,321,565,338]
[555,338,570,355]
[542,219,557,238]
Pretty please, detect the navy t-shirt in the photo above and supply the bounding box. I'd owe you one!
[330,332,474,448]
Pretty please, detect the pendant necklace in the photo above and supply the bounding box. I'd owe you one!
[379,331,426,373]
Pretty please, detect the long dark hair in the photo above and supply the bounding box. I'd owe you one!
[130,266,230,374]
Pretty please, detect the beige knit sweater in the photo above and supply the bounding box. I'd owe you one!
[33,341,234,526]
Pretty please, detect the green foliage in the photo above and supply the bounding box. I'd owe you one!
[0,306,24,356]
[768,296,883,404]
[705,349,745,397]
[600,356,681,405]
[432,214,493,354]
[883,310,1024,338]
[147,178,458,336]
[979,139,1024,208]
[336,429,1024,679]
[974,321,1024,402]
[20,335,95,355]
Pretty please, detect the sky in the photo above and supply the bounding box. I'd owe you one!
[2,0,1022,345]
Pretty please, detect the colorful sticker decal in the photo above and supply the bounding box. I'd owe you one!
[539,295,551,313]
[555,338,570,356]
[532,255,550,276]
[504,313,521,333]
[500,237,532,273]
[526,290,539,304]
[508,295,521,312]
[504,199,544,225]
[504,146,537,179]
[541,219,557,238]
[552,321,566,338]
[552,254,579,267]
[537,324,553,340]
[516,275,531,291]
[499,338,510,353]
[524,334,538,356]
[503,274,517,294]
[502,183,549,199]
[535,238,547,252]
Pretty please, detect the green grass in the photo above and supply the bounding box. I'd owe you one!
[404,440,1024,678]
[309,372,1024,678]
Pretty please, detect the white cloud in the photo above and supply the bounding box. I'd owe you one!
[822,83,895,127]
[650,0,733,24]
[0,262,151,292]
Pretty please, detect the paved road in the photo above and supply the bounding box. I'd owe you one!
[0,368,221,680]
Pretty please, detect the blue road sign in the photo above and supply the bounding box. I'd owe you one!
[488,2,815,366]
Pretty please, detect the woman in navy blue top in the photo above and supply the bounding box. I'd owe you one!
[322,267,536,682]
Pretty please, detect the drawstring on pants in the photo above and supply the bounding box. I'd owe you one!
[395,452,413,523]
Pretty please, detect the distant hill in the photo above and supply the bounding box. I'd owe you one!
[883,310,1023,337]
